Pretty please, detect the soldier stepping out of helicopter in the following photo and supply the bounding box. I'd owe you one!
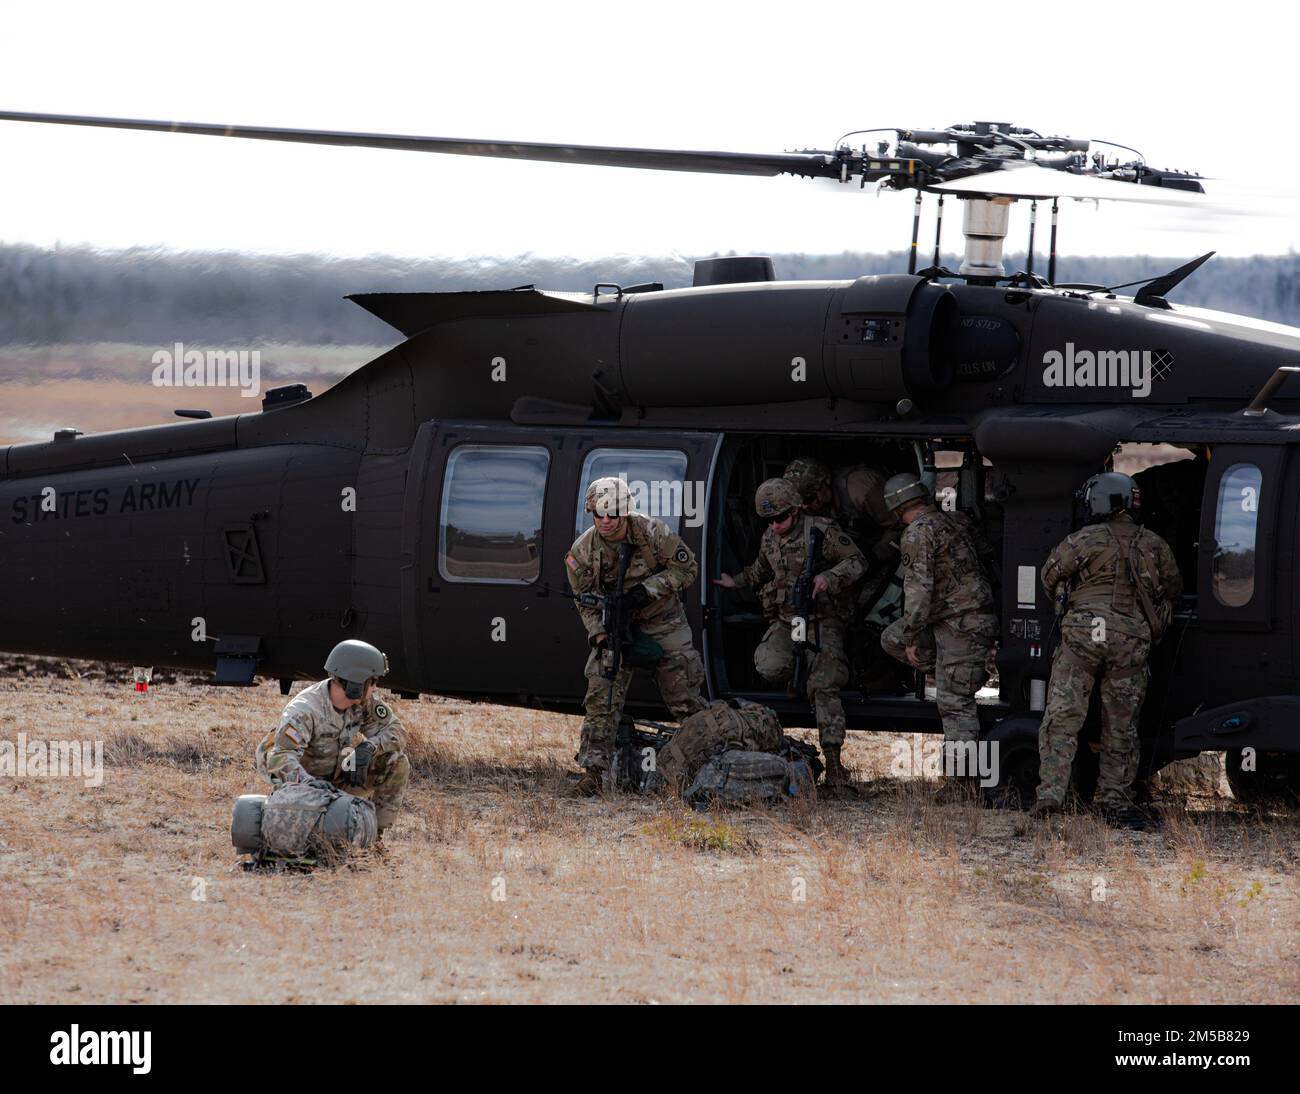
[564,476,708,797]
[879,472,999,802]
[715,478,866,792]
[784,456,909,691]
[1032,472,1182,828]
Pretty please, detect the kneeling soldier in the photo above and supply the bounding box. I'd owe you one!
[565,476,708,797]
[256,639,411,836]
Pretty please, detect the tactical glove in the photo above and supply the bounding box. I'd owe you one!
[344,740,376,787]
[625,584,653,612]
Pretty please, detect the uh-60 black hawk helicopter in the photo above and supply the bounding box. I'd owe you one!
[1,112,1297,804]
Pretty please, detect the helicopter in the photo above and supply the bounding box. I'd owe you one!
[1,111,1297,805]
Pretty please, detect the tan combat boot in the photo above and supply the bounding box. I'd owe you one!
[1029,796,1063,819]
[566,768,605,798]
[822,744,859,797]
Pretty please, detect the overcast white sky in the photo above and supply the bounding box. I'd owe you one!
[1,0,1296,263]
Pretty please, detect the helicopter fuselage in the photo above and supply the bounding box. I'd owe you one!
[3,271,1298,791]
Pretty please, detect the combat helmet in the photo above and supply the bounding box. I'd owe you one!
[754,478,801,520]
[1081,471,1139,519]
[783,457,831,503]
[882,471,930,512]
[325,639,389,700]
[584,476,634,517]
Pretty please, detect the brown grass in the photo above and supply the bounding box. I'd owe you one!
[0,657,1296,1004]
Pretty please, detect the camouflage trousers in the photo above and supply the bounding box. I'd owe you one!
[881,611,997,743]
[1037,614,1150,809]
[268,750,411,831]
[754,617,849,748]
[577,613,707,771]
[657,702,784,790]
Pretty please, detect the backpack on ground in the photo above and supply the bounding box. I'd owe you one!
[685,749,811,809]
[231,782,377,864]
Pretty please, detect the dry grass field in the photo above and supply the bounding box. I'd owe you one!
[0,656,1296,1005]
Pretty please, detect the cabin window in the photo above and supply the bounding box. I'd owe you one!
[575,448,691,536]
[439,444,549,584]
[1211,462,1261,608]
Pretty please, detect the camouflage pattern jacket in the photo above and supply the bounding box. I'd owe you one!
[1042,513,1182,640]
[827,464,902,564]
[565,512,697,643]
[898,505,995,644]
[256,678,406,784]
[737,514,866,623]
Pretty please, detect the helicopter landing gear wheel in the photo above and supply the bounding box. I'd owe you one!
[982,738,1039,810]
[1225,749,1300,806]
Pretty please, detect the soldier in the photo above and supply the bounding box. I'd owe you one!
[783,456,902,561]
[879,472,998,800]
[651,698,784,793]
[256,639,411,836]
[715,478,866,789]
[785,456,910,678]
[1031,472,1182,827]
[565,476,708,797]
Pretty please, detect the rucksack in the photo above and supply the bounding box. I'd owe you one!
[685,749,813,810]
[232,783,377,861]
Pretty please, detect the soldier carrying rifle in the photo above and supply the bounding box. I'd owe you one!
[564,477,708,797]
[715,478,865,790]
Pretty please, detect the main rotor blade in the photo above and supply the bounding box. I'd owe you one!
[0,110,841,179]
[931,163,1209,206]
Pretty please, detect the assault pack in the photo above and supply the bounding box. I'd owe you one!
[684,743,820,809]
[231,782,378,868]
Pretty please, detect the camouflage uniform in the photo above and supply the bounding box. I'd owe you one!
[735,512,866,748]
[1036,513,1182,809]
[784,458,905,625]
[655,699,783,790]
[785,458,900,548]
[256,679,410,829]
[565,511,707,772]
[881,505,998,743]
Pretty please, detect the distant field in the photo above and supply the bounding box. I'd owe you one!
[0,343,380,443]
[0,656,1295,1004]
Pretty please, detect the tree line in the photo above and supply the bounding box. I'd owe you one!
[2,242,1297,346]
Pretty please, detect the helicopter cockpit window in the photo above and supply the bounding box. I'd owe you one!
[575,448,690,537]
[1211,462,1262,608]
[439,444,549,584]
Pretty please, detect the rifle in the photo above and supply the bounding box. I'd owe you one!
[788,524,825,699]
[606,717,676,791]
[563,540,634,706]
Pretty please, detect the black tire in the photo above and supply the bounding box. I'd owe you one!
[981,736,1100,809]
[1225,750,1300,805]
[982,739,1039,809]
